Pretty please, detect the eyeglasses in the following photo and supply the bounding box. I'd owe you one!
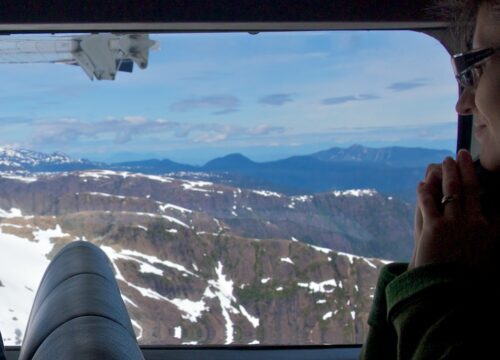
[451,47,500,88]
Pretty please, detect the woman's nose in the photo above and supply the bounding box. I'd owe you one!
[455,86,475,116]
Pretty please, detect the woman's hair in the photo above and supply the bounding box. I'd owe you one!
[434,0,500,49]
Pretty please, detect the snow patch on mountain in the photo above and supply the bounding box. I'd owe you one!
[0,223,23,229]
[87,192,127,199]
[0,173,39,183]
[0,224,69,345]
[308,244,333,254]
[140,175,173,183]
[122,295,138,308]
[332,189,376,197]
[205,262,260,343]
[121,211,189,228]
[0,208,24,219]
[174,326,182,339]
[239,305,260,328]
[322,311,333,320]
[252,190,282,198]
[122,249,197,277]
[336,250,389,267]
[158,203,193,214]
[363,258,377,268]
[181,180,213,192]
[101,252,208,324]
[291,195,313,202]
[106,254,261,344]
[131,319,143,340]
[33,225,70,253]
[79,170,173,183]
[280,257,294,265]
[298,279,338,294]
[208,262,237,344]
[101,246,196,278]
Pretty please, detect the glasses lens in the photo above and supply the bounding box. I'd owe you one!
[459,66,483,88]
[463,70,474,87]
[451,47,494,87]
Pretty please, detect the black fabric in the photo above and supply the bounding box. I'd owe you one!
[25,241,117,331]
[474,159,500,219]
[17,241,144,360]
[0,332,6,360]
[31,317,144,360]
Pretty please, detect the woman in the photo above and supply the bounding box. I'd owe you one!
[360,1,500,359]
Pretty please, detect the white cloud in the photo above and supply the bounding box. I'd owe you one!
[31,116,286,146]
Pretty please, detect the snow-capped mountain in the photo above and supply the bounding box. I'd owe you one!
[0,147,95,172]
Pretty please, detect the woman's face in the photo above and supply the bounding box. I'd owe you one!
[456,3,500,170]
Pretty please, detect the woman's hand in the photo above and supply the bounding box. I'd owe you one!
[409,163,442,269]
[409,150,496,271]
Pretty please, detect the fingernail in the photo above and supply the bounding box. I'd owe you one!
[457,149,471,163]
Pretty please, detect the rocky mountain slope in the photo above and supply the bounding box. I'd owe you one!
[0,170,413,261]
[0,170,409,346]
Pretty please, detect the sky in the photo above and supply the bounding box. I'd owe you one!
[0,31,459,165]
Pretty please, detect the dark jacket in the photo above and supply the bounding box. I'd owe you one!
[359,262,498,359]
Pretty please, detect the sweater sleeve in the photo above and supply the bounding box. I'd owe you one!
[359,262,408,360]
[386,263,492,359]
[360,262,493,360]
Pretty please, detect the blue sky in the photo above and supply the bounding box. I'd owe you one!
[0,31,458,165]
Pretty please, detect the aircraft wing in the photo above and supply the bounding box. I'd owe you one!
[0,34,158,80]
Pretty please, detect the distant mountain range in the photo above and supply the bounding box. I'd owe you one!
[113,144,452,170]
[0,145,453,202]
[311,145,452,167]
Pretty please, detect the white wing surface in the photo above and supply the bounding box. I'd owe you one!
[0,34,158,80]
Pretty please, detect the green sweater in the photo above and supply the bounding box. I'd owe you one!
[359,262,497,359]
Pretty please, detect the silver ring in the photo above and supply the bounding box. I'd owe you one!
[441,194,460,205]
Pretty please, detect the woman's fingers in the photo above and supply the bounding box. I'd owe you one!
[417,181,440,222]
[417,163,442,222]
[412,154,492,270]
[425,163,442,184]
[424,163,443,205]
[442,157,462,218]
[415,204,423,235]
[457,149,482,216]
[410,205,423,269]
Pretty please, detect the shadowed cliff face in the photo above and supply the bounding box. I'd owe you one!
[0,170,411,345]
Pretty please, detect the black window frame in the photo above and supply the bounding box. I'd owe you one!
[0,1,464,358]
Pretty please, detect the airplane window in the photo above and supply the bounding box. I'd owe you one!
[0,30,456,346]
